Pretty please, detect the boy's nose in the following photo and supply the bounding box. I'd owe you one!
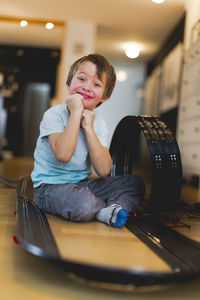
[83,81,92,91]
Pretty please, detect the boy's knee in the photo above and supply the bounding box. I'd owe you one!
[62,193,101,222]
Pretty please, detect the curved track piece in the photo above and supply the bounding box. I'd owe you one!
[109,115,182,213]
[16,195,200,288]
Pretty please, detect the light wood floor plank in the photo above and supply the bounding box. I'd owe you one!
[48,215,171,271]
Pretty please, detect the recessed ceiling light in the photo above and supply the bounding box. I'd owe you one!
[20,20,28,27]
[152,0,165,3]
[45,22,54,30]
[125,45,140,59]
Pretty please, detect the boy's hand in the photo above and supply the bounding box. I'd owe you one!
[81,109,95,130]
[81,109,112,177]
[66,94,84,115]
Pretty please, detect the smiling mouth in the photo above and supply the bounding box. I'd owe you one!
[78,92,92,99]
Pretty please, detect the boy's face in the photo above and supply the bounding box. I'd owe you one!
[67,61,108,110]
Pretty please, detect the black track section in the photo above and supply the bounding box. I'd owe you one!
[109,115,182,213]
[17,196,60,258]
[16,196,200,287]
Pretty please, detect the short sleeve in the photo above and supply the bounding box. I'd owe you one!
[94,116,109,148]
[39,105,67,138]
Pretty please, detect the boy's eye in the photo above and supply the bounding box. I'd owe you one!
[94,82,101,87]
[78,77,85,81]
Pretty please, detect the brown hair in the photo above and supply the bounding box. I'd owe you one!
[66,54,116,101]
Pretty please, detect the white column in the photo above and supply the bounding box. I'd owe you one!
[54,21,96,105]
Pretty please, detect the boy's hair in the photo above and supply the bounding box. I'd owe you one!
[66,54,116,101]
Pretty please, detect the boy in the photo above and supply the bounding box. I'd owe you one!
[31,54,145,228]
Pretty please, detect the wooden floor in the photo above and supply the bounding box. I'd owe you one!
[1,157,200,299]
[48,216,170,272]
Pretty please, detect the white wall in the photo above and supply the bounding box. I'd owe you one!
[96,62,146,146]
[184,0,200,49]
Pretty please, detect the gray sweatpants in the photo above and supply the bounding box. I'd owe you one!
[34,175,145,222]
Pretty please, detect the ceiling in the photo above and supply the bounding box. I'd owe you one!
[0,0,187,63]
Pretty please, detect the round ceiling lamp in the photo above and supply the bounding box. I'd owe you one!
[45,22,54,30]
[152,0,165,4]
[125,45,140,59]
[20,20,28,27]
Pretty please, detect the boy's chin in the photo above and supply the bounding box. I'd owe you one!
[82,100,93,110]
[83,105,94,111]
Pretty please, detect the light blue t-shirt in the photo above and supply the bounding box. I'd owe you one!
[31,104,108,188]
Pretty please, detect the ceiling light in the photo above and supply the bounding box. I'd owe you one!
[116,70,127,82]
[45,22,54,30]
[152,0,165,3]
[20,20,28,27]
[125,45,140,59]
